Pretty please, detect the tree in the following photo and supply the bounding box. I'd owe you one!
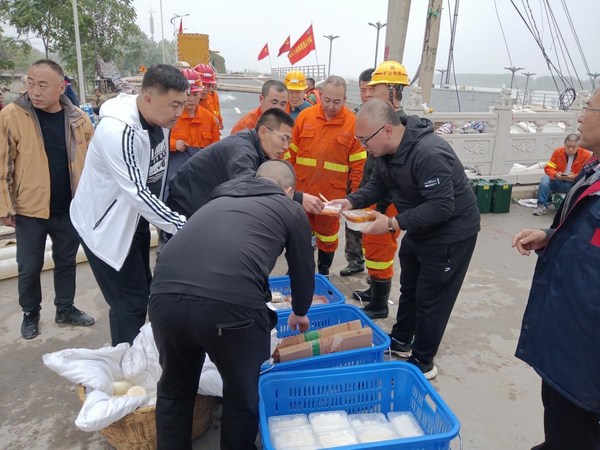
[0,25,32,70]
[0,0,138,76]
[0,0,68,58]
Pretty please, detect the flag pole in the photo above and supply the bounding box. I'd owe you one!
[268,54,273,76]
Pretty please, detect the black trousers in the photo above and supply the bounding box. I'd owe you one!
[82,220,151,345]
[391,234,477,365]
[16,213,79,313]
[149,294,275,450]
[531,381,600,450]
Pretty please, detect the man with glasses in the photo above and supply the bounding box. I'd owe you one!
[350,61,409,319]
[168,108,323,219]
[330,99,480,379]
[532,133,591,216]
[286,75,366,276]
[512,90,600,449]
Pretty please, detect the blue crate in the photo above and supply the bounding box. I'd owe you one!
[269,274,345,308]
[259,361,460,450]
[261,304,390,373]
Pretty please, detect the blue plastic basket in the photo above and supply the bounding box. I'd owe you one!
[269,274,345,308]
[262,304,390,373]
[259,361,460,450]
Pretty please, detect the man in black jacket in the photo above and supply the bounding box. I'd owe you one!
[332,99,480,379]
[149,160,315,450]
[167,108,323,219]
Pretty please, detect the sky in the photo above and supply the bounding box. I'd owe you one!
[130,0,599,81]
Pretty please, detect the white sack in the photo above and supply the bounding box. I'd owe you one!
[74,389,146,431]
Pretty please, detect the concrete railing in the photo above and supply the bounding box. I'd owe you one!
[403,87,589,178]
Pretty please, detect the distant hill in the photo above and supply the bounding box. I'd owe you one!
[440,73,596,92]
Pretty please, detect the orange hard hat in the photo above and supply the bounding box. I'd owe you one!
[194,64,216,84]
[180,68,204,92]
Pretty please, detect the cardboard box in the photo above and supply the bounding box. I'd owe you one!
[276,320,362,350]
[276,336,334,362]
[274,326,373,363]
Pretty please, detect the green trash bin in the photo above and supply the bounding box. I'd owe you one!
[471,179,493,214]
[490,179,513,213]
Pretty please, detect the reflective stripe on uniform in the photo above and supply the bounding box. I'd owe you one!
[283,151,291,160]
[297,157,317,166]
[546,161,557,169]
[289,143,299,153]
[314,231,338,243]
[365,258,394,270]
[324,161,348,173]
[349,150,367,162]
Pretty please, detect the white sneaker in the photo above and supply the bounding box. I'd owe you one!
[532,205,547,216]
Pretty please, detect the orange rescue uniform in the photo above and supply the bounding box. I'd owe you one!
[169,105,220,150]
[287,104,366,252]
[231,107,262,134]
[362,204,400,279]
[200,91,224,130]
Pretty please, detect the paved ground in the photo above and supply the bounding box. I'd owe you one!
[0,202,555,450]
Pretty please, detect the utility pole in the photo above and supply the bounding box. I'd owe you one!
[418,0,443,105]
[323,35,340,77]
[159,0,166,63]
[587,72,600,90]
[368,21,387,68]
[71,0,85,103]
[435,68,447,88]
[384,0,411,63]
[147,8,156,42]
[522,72,535,105]
[505,66,523,91]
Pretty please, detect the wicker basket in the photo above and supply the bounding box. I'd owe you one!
[77,385,214,450]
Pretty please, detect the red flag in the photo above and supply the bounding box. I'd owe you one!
[288,25,316,65]
[277,36,291,57]
[178,18,183,34]
[257,43,269,61]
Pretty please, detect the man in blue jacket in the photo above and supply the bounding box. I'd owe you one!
[331,99,480,379]
[150,160,314,450]
[512,90,600,449]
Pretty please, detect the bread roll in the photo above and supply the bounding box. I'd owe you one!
[126,386,147,398]
[112,380,134,396]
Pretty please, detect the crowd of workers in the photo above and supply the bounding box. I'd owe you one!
[0,57,598,450]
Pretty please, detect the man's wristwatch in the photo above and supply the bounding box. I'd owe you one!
[388,217,395,233]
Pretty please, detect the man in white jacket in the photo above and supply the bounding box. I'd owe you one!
[70,65,188,345]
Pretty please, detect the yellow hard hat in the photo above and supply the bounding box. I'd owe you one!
[284,71,308,91]
[368,61,410,86]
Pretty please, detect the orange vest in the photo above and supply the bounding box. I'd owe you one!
[544,146,592,179]
[169,105,220,150]
[200,91,223,129]
[305,88,320,105]
[231,106,262,134]
[286,104,366,199]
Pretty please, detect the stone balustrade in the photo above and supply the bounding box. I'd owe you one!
[405,87,590,177]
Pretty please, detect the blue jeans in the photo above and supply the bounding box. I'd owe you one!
[537,176,573,207]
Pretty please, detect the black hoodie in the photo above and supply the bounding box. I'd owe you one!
[151,177,315,316]
[348,115,480,244]
[167,128,303,219]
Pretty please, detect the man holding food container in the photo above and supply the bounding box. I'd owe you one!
[330,99,480,380]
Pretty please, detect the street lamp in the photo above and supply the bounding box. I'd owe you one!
[504,66,524,91]
[435,68,447,88]
[587,72,600,90]
[368,21,387,68]
[170,13,189,62]
[522,72,535,104]
[323,34,340,77]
